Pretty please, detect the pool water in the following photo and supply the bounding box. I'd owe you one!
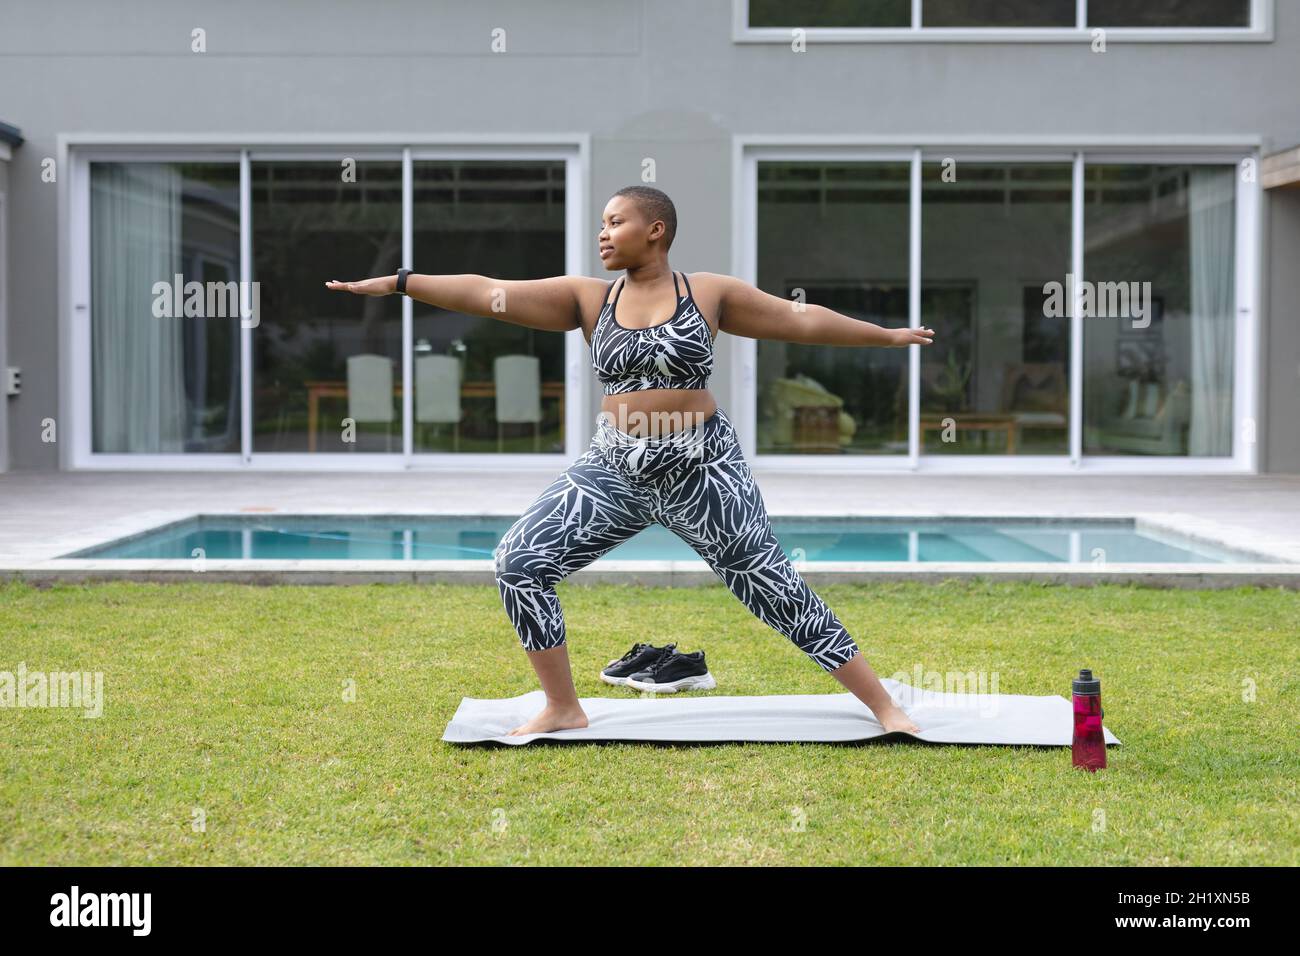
[63,515,1279,564]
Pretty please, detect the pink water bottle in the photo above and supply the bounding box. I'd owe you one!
[1071,668,1107,771]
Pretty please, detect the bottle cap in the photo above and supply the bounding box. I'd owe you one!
[1073,668,1101,695]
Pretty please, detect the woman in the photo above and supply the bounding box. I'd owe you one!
[328,185,935,737]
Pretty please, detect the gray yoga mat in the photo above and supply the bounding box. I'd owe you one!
[442,677,1123,747]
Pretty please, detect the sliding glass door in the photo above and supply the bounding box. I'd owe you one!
[89,162,240,453]
[412,160,567,453]
[920,160,1072,455]
[749,151,1249,467]
[80,148,576,465]
[755,161,911,455]
[251,160,403,453]
[1082,164,1236,457]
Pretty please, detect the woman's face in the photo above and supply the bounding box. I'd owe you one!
[598,197,663,270]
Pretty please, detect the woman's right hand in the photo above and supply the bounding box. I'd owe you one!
[325,275,397,296]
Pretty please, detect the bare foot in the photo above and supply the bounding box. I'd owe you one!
[874,702,921,735]
[508,704,589,736]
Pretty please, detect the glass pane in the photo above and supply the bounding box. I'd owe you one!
[756,162,910,456]
[1088,0,1250,27]
[1083,164,1236,457]
[749,0,911,27]
[251,161,402,453]
[923,0,1075,27]
[920,161,1073,455]
[90,162,240,453]
[413,160,567,454]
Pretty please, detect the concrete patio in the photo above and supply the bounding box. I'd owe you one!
[1,470,1298,588]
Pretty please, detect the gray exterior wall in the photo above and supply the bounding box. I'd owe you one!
[1263,186,1300,472]
[2,0,1298,471]
[0,155,8,473]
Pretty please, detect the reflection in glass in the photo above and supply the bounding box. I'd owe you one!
[750,0,1249,29]
[1083,164,1235,457]
[923,0,1074,27]
[1088,0,1249,27]
[749,0,910,27]
[413,161,567,453]
[90,162,241,453]
[755,162,910,455]
[252,161,402,453]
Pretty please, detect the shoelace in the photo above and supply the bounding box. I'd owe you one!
[617,642,649,663]
[645,645,680,677]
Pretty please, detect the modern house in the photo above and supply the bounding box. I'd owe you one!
[1,0,1298,477]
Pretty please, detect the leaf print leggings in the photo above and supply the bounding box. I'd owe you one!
[492,406,861,673]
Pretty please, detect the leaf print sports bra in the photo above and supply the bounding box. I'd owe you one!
[590,270,716,396]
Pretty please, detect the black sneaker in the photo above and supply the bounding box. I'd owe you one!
[601,641,675,686]
[626,648,716,693]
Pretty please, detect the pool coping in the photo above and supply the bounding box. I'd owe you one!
[2,508,1298,589]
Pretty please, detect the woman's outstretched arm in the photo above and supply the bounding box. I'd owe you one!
[706,272,935,348]
[325,273,581,332]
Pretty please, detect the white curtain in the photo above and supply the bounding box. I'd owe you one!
[91,163,187,452]
[1186,166,1235,456]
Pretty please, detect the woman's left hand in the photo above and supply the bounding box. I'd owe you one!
[889,326,936,347]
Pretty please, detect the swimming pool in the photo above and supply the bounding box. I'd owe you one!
[61,514,1282,564]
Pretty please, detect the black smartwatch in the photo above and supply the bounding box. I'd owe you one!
[395,268,412,295]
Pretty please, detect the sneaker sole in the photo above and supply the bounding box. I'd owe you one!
[625,672,716,694]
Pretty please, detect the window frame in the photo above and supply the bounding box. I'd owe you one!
[734,0,1273,43]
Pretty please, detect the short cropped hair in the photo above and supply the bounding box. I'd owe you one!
[612,185,677,251]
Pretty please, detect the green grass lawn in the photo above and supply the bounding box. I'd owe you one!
[0,579,1295,866]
